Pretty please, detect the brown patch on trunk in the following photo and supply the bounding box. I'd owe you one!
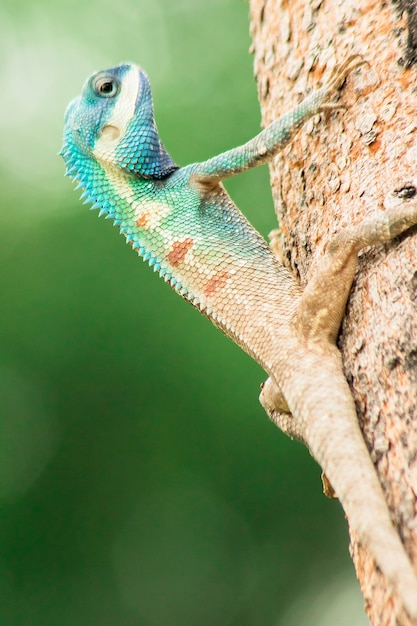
[204,270,231,296]
[167,238,194,266]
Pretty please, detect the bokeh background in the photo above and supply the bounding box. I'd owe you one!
[1,1,369,624]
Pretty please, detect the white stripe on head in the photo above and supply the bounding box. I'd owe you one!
[93,65,140,162]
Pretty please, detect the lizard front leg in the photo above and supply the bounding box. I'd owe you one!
[190,56,365,185]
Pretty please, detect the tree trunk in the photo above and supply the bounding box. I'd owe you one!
[249,1,417,625]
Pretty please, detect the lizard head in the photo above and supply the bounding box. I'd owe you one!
[61,63,177,180]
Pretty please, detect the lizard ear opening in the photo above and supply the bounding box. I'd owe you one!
[112,69,178,179]
[99,125,121,143]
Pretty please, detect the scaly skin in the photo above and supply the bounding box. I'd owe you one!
[61,57,417,621]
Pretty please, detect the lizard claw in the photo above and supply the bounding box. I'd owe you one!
[321,472,337,499]
[317,102,347,114]
[324,54,369,93]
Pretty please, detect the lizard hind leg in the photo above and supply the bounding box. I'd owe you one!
[260,375,338,498]
[259,377,307,443]
[296,190,417,346]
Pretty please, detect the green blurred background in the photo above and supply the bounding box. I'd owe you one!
[0,1,369,624]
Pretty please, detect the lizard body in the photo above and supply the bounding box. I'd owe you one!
[61,58,417,620]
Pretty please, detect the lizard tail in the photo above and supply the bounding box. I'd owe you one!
[273,348,417,622]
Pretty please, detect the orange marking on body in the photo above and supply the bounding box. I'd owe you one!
[135,213,150,228]
[167,238,194,266]
[204,270,231,296]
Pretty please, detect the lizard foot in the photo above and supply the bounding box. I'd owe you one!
[323,54,368,94]
[260,378,306,444]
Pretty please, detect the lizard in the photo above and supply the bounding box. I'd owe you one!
[60,56,417,621]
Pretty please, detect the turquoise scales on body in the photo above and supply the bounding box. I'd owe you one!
[61,62,302,364]
[62,59,417,620]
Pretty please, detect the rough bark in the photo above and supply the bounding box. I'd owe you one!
[249,1,417,625]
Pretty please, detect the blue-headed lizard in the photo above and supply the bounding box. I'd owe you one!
[61,57,417,621]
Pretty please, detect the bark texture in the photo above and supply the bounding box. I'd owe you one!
[249,1,417,625]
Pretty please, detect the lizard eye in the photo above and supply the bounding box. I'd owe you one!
[91,74,120,98]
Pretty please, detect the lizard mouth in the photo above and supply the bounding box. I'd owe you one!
[135,67,149,113]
